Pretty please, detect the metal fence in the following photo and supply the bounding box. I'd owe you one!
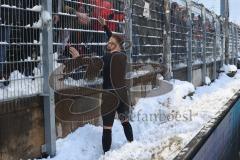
[132,0,164,63]
[1,0,240,101]
[1,0,240,156]
[0,0,43,101]
[51,0,126,91]
[170,0,188,69]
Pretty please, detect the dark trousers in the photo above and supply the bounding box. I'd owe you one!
[101,88,130,126]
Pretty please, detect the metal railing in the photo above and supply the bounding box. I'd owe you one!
[0,0,240,157]
[0,0,239,101]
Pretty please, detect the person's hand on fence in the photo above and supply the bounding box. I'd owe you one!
[53,15,60,24]
[98,17,106,26]
[76,12,90,25]
[69,47,80,59]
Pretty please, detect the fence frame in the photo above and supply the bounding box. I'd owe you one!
[201,5,207,84]
[41,0,56,157]
[213,13,217,80]
[186,0,193,82]
[163,0,172,80]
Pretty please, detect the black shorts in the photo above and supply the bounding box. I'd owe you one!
[101,88,130,126]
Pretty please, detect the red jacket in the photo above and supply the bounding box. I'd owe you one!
[92,0,115,31]
[77,0,125,31]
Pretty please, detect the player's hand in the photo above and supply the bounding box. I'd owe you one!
[98,16,106,26]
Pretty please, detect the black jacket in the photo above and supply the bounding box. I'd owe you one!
[102,25,127,89]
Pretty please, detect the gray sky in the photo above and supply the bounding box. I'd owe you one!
[196,0,240,25]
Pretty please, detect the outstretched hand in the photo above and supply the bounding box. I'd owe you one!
[76,12,90,25]
[69,46,80,59]
[97,16,106,26]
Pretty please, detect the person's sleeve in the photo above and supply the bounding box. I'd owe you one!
[103,25,112,40]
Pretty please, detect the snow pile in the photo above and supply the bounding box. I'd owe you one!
[174,63,187,68]
[64,77,103,87]
[205,76,211,85]
[42,11,52,26]
[220,64,237,73]
[0,69,42,100]
[1,4,11,7]
[0,42,8,44]
[40,70,240,160]
[25,24,31,28]
[33,19,42,28]
[53,52,62,69]
[193,59,203,65]
[27,5,42,12]
[125,70,150,79]
[32,10,51,28]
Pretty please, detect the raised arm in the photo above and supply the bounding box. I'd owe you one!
[103,25,112,40]
[98,17,112,40]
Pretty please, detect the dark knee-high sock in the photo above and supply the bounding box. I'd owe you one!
[122,122,133,142]
[102,129,112,153]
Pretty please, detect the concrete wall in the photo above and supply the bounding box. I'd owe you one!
[173,65,203,87]
[173,61,223,87]
[0,95,100,160]
[0,97,44,160]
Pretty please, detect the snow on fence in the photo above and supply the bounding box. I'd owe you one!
[0,0,43,101]
[0,0,240,102]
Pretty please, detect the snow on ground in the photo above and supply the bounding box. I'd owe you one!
[40,69,240,160]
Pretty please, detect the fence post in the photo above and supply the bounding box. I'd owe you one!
[224,21,229,65]
[236,27,239,64]
[125,0,133,62]
[231,24,234,64]
[213,14,217,80]
[124,0,134,104]
[186,0,193,82]
[234,25,238,65]
[201,5,207,85]
[221,0,229,65]
[163,0,172,80]
[41,0,56,157]
[221,18,225,66]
